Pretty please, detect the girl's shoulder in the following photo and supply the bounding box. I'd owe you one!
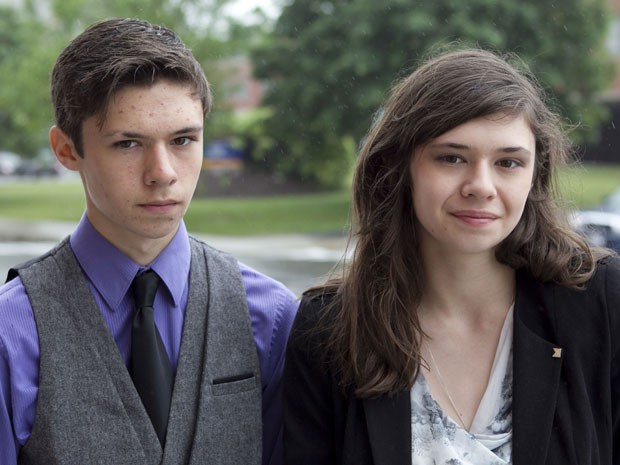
[598,254,620,301]
[588,254,620,295]
[294,288,339,333]
[289,287,338,344]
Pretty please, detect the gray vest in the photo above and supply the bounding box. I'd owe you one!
[14,236,262,465]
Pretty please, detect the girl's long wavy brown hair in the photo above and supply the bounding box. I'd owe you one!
[310,48,611,399]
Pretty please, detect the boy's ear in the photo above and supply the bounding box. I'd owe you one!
[49,125,81,171]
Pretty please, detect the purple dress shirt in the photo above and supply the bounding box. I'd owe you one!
[0,216,298,465]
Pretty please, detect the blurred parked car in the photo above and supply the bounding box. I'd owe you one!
[572,209,620,253]
[31,149,62,177]
[14,158,42,176]
[1,149,61,177]
[0,151,22,175]
[598,187,620,214]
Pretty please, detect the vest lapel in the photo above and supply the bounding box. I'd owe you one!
[512,276,563,465]
[363,390,411,465]
[161,240,210,465]
[163,238,262,465]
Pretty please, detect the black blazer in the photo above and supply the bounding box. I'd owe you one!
[283,256,620,465]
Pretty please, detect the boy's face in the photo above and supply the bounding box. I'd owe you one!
[51,80,204,263]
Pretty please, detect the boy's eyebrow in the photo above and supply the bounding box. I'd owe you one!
[173,126,204,135]
[103,126,204,138]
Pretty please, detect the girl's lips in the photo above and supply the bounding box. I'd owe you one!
[451,210,499,226]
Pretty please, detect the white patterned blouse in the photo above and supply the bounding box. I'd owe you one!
[411,307,514,465]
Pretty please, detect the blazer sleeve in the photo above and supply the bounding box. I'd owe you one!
[283,294,340,465]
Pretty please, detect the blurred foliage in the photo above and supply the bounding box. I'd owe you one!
[0,0,267,157]
[253,0,615,187]
[0,7,57,156]
[0,0,616,191]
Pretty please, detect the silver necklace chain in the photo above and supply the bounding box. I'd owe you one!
[427,345,469,431]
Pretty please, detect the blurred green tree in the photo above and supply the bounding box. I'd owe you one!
[0,0,244,158]
[0,8,57,157]
[253,0,614,188]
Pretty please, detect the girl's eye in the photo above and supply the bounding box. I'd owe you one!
[438,155,464,164]
[497,159,522,169]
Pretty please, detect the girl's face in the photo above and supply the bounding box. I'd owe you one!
[409,113,536,260]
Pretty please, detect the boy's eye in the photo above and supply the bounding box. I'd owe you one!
[172,137,193,146]
[115,140,138,149]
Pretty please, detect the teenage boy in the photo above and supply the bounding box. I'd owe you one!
[0,18,298,465]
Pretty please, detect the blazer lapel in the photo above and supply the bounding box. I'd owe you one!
[363,390,411,465]
[512,275,563,465]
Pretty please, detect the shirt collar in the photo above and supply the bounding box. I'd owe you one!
[70,214,191,310]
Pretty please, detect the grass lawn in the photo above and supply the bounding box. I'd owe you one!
[0,162,618,236]
[184,191,351,235]
[558,162,620,208]
[0,176,352,236]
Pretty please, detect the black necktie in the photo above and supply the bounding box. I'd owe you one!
[130,269,173,446]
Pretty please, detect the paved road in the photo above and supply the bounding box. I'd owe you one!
[0,218,348,295]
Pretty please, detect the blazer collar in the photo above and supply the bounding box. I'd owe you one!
[512,270,564,465]
[364,390,411,465]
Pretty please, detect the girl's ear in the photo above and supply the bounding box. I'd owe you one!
[49,125,81,171]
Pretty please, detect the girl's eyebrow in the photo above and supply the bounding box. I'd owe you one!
[428,142,469,150]
[428,142,532,156]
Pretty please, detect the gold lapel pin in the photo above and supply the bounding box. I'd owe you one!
[552,347,562,358]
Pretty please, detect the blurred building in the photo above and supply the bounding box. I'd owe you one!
[218,55,265,112]
[201,56,266,176]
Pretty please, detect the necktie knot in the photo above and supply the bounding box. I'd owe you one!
[132,269,160,309]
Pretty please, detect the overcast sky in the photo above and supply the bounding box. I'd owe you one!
[225,0,280,20]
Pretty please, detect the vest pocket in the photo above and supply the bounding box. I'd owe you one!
[212,373,258,396]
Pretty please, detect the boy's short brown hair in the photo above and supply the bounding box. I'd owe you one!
[51,18,212,155]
